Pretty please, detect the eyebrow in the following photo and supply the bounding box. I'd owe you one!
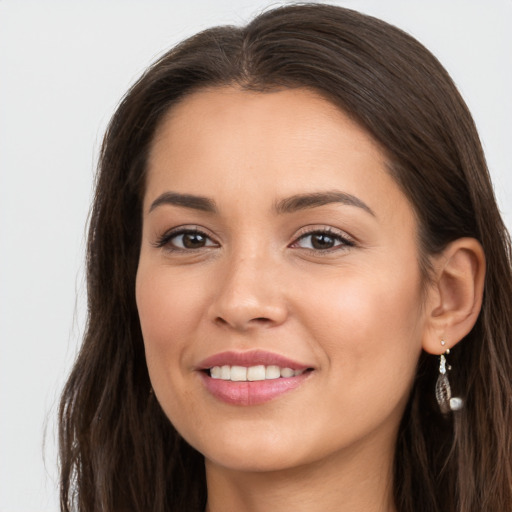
[148,190,374,216]
[274,191,375,216]
[149,192,217,213]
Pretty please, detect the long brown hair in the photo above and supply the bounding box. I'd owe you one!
[59,4,512,511]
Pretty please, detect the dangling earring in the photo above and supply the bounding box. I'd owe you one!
[435,344,463,413]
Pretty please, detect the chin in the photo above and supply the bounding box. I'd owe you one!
[204,446,305,474]
[185,423,312,473]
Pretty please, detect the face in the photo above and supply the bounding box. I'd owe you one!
[136,87,428,474]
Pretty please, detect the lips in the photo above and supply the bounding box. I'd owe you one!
[196,350,314,406]
[197,349,310,370]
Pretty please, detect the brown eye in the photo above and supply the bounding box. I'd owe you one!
[180,232,208,249]
[156,229,218,251]
[293,230,355,251]
[310,233,336,249]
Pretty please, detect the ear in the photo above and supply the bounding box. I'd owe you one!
[422,237,486,355]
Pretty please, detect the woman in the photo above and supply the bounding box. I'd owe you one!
[59,4,512,511]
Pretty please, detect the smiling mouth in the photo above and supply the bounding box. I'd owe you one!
[197,350,315,405]
[206,365,312,381]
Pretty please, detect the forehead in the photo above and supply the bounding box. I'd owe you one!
[146,86,390,200]
[150,86,384,155]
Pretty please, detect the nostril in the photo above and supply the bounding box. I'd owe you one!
[213,315,273,329]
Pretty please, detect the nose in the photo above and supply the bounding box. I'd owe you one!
[208,250,288,331]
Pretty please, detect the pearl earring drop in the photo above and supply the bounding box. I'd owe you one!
[435,343,463,413]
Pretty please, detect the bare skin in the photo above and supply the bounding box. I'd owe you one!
[204,429,396,512]
[136,87,485,512]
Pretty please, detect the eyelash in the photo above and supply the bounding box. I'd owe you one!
[154,227,216,251]
[291,228,355,253]
[154,227,355,253]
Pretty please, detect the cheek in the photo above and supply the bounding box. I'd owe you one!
[300,261,424,396]
[137,262,208,332]
[136,266,203,376]
[136,265,208,428]
[303,259,423,334]
[311,278,422,447]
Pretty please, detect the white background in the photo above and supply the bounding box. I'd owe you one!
[0,1,510,510]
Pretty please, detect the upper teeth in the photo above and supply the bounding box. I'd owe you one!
[209,365,305,381]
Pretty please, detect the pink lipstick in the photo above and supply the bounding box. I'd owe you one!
[197,350,313,406]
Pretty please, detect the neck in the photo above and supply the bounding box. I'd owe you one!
[204,436,397,512]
